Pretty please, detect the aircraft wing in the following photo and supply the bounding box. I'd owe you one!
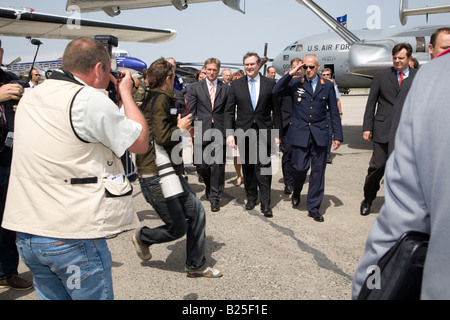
[66,0,245,16]
[0,7,176,43]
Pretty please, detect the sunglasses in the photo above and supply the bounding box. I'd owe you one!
[303,65,316,70]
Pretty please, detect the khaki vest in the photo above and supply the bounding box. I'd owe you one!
[2,79,140,239]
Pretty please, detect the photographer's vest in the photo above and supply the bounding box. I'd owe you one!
[2,79,139,239]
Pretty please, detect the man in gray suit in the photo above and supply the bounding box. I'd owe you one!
[360,43,417,216]
[352,49,450,300]
[186,58,229,212]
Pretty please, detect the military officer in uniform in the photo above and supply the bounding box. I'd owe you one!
[272,54,343,222]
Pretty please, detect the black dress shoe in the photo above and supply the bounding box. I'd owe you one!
[211,203,220,212]
[360,200,371,216]
[292,194,300,207]
[308,211,324,222]
[245,201,256,210]
[261,206,273,218]
[284,185,293,195]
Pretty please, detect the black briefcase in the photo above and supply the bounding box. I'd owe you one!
[358,231,429,300]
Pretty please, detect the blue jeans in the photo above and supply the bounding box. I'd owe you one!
[137,175,206,270]
[16,233,113,300]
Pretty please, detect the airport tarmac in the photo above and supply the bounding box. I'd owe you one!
[0,94,383,301]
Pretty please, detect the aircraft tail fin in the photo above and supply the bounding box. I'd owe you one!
[296,0,360,45]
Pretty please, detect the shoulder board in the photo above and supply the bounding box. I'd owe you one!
[301,78,305,84]
[320,79,325,85]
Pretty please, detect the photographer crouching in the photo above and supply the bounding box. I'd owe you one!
[1,37,149,299]
[131,58,222,278]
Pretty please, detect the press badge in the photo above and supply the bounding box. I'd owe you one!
[170,108,178,115]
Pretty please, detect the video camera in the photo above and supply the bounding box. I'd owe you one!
[94,35,124,104]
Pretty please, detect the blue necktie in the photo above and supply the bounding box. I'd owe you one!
[309,79,314,92]
[250,78,256,110]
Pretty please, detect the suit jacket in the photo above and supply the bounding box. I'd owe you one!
[352,53,450,299]
[280,95,292,131]
[388,70,417,156]
[224,74,281,140]
[362,67,418,144]
[186,79,229,140]
[273,74,343,148]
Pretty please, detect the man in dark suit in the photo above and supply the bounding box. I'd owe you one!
[280,58,303,195]
[225,52,281,218]
[186,58,229,212]
[360,43,417,216]
[273,54,343,222]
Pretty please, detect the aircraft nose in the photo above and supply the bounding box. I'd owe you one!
[272,52,289,76]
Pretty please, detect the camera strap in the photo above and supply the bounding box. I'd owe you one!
[48,70,84,86]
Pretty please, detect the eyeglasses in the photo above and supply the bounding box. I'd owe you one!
[303,65,315,70]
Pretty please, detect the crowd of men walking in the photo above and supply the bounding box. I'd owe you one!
[0,27,449,299]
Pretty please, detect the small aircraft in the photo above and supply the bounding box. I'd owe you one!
[271,0,450,92]
[5,46,147,79]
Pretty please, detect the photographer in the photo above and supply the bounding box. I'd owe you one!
[0,39,33,291]
[1,37,149,300]
[131,58,222,278]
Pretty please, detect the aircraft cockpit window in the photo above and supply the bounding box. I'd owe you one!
[295,45,303,52]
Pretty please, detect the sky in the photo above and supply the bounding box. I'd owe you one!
[1,0,449,71]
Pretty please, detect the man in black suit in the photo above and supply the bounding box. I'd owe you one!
[280,58,303,195]
[360,43,417,216]
[225,52,281,218]
[186,58,229,212]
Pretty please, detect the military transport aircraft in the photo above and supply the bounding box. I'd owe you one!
[271,0,450,92]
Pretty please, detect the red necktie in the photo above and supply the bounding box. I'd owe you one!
[398,71,404,86]
[209,82,215,109]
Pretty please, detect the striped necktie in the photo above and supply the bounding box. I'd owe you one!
[209,81,215,109]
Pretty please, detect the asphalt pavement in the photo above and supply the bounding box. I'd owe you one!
[1,94,384,302]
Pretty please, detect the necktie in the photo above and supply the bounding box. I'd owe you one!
[398,71,404,86]
[209,81,215,109]
[250,78,256,110]
[308,79,314,92]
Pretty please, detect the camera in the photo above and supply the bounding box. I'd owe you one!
[9,79,30,105]
[153,141,184,199]
[107,70,137,104]
[107,71,124,103]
